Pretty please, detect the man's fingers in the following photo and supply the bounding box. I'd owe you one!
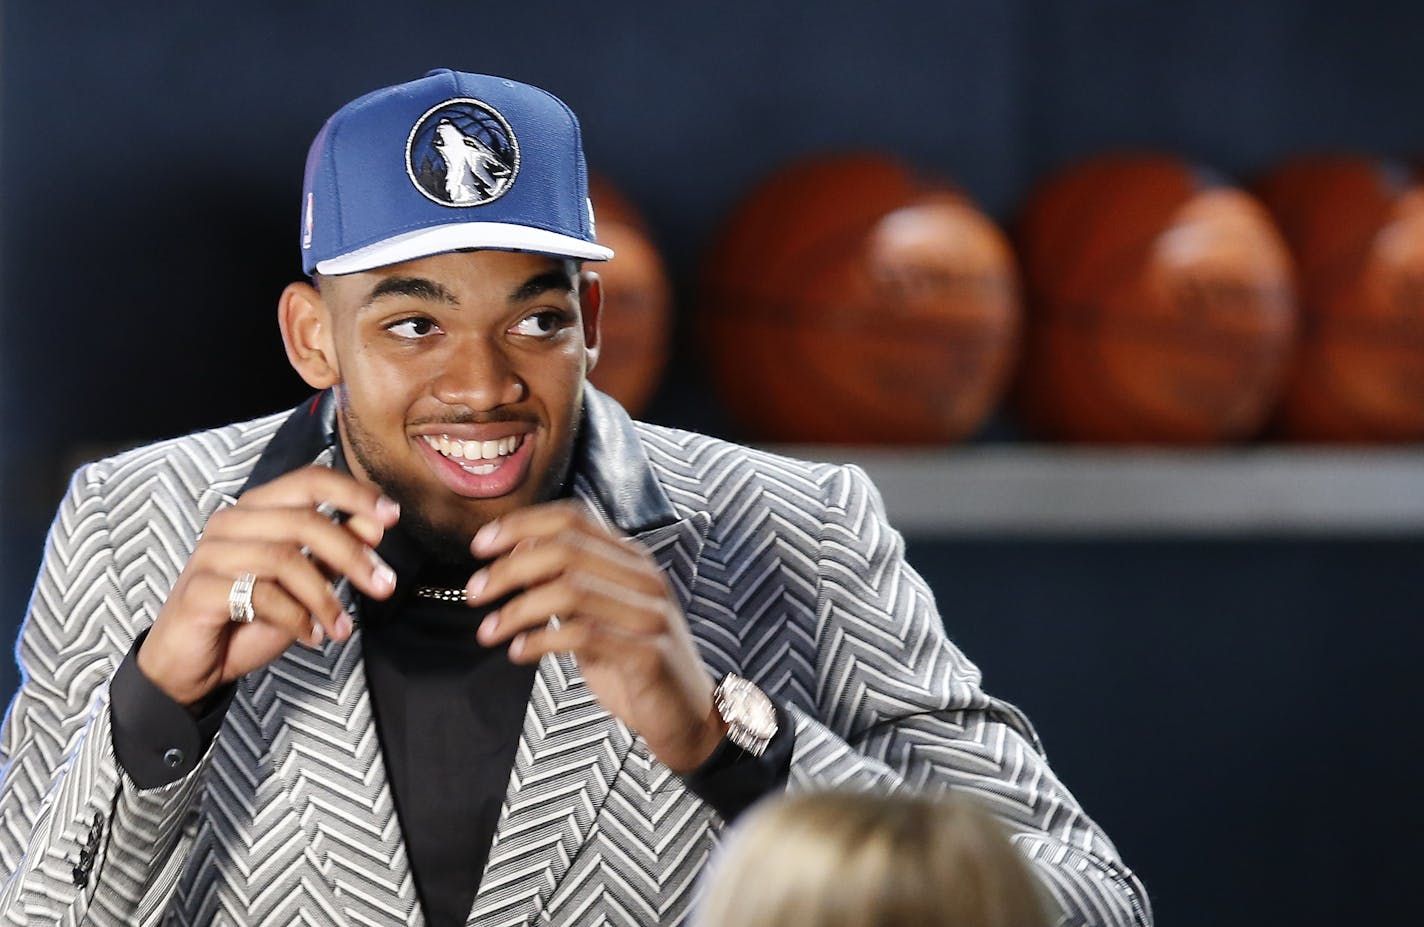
[199,509,396,601]
[505,621,583,664]
[477,572,666,647]
[466,529,654,606]
[214,540,352,640]
[248,575,329,646]
[239,466,401,530]
[343,513,387,548]
[140,466,395,706]
[502,613,654,665]
[468,500,598,558]
[189,571,325,647]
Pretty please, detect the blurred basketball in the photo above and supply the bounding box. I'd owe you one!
[587,176,672,417]
[701,154,1020,444]
[1014,153,1297,443]
[1254,156,1424,442]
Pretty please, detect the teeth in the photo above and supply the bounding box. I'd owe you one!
[422,433,523,465]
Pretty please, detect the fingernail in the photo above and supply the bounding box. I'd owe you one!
[310,623,325,646]
[473,521,500,551]
[368,551,396,591]
[374,566,396,592]
[479,612,499,640]
[508,633,524,659]
[335,613,353,639]
[466,570,487,602]
[377,496,401,522]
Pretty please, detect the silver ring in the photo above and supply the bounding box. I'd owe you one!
[228,573,257,624]
[547,614,561,632]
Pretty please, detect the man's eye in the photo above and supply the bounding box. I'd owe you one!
[510,311,567,337]
[386,318,440,338]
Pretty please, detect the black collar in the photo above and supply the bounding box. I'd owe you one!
[238,388,680,535]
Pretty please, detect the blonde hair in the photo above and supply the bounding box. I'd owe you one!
[696,791,1050,927]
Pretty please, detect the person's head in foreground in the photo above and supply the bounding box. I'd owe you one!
[696,790,1050,927]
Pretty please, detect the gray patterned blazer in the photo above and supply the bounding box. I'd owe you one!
[0,389,1150,926]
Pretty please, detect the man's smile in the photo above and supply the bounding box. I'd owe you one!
[420,433,526,471]
[414,428,536,498]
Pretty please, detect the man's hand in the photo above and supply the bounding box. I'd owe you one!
[468,502,727,774]
[137,466,401,707]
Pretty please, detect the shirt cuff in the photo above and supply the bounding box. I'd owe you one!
[681,700,793,822]
[109,629,235,789]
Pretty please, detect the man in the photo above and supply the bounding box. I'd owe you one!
[0,70,1150,926]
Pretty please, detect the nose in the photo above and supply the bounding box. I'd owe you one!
[430,336,526,411]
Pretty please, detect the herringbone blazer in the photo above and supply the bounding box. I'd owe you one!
[0,389,1149,926]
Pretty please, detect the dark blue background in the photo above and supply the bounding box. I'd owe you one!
[4,2,1423,923]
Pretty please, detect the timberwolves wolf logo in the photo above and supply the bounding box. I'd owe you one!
[406,98,520,207]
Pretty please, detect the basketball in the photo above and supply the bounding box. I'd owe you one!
[1254,156,1424,442]
[586,177,672,417]
[700,154,1020,444]
[1014,154,1297,444]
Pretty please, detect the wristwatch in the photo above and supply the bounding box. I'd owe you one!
[713,674,778,756]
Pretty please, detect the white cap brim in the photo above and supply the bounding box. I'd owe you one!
[315,222,614,275]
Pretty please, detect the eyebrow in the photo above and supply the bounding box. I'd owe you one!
[510,269,576,303]
[363,276,459,308]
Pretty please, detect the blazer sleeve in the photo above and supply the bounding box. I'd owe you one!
[784,463,1153,927]
[0,464,206,925]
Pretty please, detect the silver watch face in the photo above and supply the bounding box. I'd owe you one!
[720,677,777,738]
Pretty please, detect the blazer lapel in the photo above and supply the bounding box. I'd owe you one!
[256,627,424,925]
[467,501,711,925]
[224,396,424,924]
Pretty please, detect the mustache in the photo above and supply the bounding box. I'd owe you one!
[408,410,537,427]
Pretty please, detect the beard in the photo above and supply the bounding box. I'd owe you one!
[336,391,582,566]
[343,410,471,565]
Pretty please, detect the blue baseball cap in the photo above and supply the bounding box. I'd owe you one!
[300,69,614,275]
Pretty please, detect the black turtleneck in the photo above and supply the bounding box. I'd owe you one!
[355,521,536,927]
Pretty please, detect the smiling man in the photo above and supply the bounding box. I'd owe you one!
[0,71,1150,926]
[297,254,594,554]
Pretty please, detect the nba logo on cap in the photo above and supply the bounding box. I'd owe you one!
[406,99,520,207]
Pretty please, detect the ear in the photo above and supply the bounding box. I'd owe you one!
[578,270,603,374]
[278,281,341,388]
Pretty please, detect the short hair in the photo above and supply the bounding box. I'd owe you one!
[695,791,1050,927]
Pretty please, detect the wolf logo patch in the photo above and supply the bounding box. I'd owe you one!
[406,98,520,207]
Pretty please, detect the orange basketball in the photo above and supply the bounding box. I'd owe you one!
[1014,153,1297,443]
[1254,156,1424,442]
[701,154,1020,444]
[586,176,672,417]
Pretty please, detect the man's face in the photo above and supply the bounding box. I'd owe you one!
[312,250,600,557]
